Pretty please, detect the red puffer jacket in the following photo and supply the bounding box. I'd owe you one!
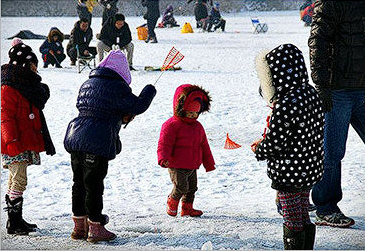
[1,85,45,156]
[157,84,215,171]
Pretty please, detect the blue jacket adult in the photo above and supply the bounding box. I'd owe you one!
[64,51,156,160]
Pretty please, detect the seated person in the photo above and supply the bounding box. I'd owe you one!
[97,13,135,70]
[207,2,226,32]
[39,27,66,68]
[67,18,97,66]
[194,0,211,31]
[160,5,179,27]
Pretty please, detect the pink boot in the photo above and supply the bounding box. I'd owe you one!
[71,215,88,239]
[87,219,116,243]
[167,195,180,216]
[181,202,203,217]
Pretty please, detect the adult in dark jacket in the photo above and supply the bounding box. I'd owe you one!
[142,0,160,43]
[97,14,135,70]
[99,0,119,25]
[67,19,96,66]
[2,43,55,235]
[39,27,66,68]
[252,44,324,250]
[194,0,210,30]
[308,0,365,228]
[64,50,156,243]
[76,0,98,25]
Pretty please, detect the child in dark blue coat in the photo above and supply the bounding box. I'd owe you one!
[64,50,156,243]
[39,27,66,68]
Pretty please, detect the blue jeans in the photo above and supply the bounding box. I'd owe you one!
[312,89,365,215]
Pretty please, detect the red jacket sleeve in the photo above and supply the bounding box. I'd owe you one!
[1,86,21,155]
[157,119,178,167]
[201,128,215,172]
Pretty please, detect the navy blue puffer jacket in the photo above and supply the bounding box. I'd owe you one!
[64,67,156,160]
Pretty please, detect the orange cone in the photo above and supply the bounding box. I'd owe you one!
[224,133,241,149]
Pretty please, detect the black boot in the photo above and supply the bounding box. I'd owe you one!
[150,37,158,43]
[5,195,37,234]
[283,225,305,250]
[145,35,151,43]
[303,223,316,250]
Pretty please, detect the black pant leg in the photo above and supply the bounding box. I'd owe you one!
[67,48,77,62]
[147,17,159,38]
[71,152,87,216]
[82,153,109,223]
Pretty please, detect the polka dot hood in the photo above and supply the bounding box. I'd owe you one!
[254,44,325,192]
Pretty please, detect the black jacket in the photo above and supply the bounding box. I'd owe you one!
[308,0,365,90]
[64,67,156,160]
[66,20,93,54]
[194,2,208,21]
[99,18,132,48]
[141,0,160,20]
[255,44,324,192]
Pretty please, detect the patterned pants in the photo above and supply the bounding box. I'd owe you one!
[278,190,311,231]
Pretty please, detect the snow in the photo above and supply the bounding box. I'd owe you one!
[1,11,365,250]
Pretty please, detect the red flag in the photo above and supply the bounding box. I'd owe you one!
[224,133,242,149]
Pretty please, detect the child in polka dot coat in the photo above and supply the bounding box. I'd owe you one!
[251,44,324,250]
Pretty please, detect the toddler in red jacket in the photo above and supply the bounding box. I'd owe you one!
[157,84,215,217]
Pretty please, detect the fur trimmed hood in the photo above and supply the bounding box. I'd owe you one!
[255,44,310,105]
[173,84,211,118]
[47,27,64,42]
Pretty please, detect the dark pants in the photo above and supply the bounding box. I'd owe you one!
[312,90,365,216]
[71,152,109,222]
[77,5,92,24]
[67,46,97,62]
[102,7,118,26]
[147,17,159,38]
[42,53,66,66]
[168,168,198,203]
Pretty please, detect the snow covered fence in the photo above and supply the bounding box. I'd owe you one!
[1,0,305,17]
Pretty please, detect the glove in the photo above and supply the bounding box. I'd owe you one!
[316,87,333,112]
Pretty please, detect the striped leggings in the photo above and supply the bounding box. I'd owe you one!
[278,190,311,231]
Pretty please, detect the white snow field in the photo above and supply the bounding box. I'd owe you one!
[1,11,365,250]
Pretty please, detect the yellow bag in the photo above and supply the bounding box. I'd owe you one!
[181,22,193,33]
[137,26,148,40]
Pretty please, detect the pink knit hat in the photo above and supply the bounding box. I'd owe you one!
[11,37,23,47]
[98,50,131,85]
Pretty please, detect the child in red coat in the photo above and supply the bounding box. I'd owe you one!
[157,84,215,217]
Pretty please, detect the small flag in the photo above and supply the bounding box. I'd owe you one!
[224,133,242,149]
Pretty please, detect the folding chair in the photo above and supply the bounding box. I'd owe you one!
[76,45,96,73]
[251,18,268,34]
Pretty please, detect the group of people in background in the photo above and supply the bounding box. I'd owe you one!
[193,0,226,32]
[1,0,364,249]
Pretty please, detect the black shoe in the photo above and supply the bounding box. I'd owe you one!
[315,212,355,228]
[129,66,137,71]
[70,60,76,66]
[150,37,158,43]
[283,225,305,250]
[55,64,62,68]
[145,35,151,43]
[43,63,48,68]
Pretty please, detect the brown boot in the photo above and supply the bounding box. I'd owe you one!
[87,219,116,243]
[71,215,88,239]
[167,195,180,216]
[181,202,203,217]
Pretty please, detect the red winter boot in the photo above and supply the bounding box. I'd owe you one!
[167,195,180,216]
[71,215,88,239]
[87,219,116,243]
[181,202,203,217]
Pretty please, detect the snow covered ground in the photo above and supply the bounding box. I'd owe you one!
[1,11,365,250]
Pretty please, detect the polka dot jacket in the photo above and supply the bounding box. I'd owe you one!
[255,44,325,192]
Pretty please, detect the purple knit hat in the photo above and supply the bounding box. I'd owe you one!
[98,50,131,85]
